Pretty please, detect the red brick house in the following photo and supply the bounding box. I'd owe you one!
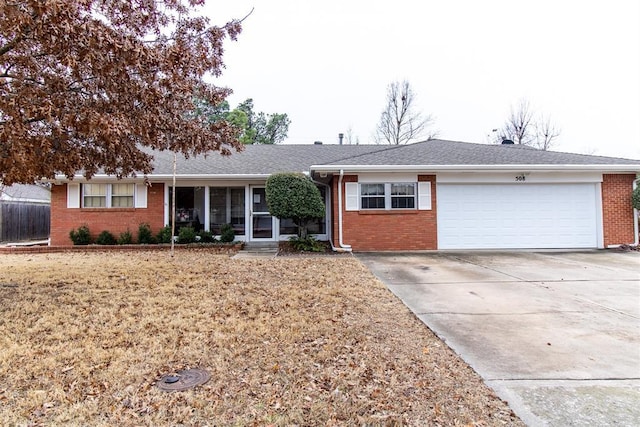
[50,139,640,250]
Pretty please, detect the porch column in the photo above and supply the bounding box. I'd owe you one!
[204,186,210,232]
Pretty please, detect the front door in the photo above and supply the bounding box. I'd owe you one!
[250,187,276,241]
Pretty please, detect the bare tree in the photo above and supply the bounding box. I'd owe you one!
[375,80,434,145]
[494,99,560,150]
[534,115,561,150]
[496,99,535,145]
[345,126,360,145]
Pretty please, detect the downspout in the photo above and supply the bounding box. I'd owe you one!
[336,169,352,252]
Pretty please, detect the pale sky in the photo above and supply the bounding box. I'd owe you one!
[205,0,640,159]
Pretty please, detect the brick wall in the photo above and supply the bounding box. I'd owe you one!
[50,183,165,245]
[602,174,638,246]
[332,175,438,251]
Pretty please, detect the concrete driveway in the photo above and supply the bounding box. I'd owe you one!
[357,251,640,427]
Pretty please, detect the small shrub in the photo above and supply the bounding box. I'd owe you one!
[289,235,325,252]
[138,222,156,245]
[178,226,197,244]
[69,225,92,245]
[95,230,117,245]
[118,229,133,245]
[138,223,156,244]
[156,225,173,244]
[220,223,235,243]
[198,230,216,243]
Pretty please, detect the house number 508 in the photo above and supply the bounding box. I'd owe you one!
[515,175,526,182]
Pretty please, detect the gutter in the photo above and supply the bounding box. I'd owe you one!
[307,175,345,253]
[335,169,352,252]
[310,164,640,173]
[51,173,272,182]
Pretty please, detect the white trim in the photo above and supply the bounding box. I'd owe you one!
[249,185,276,242]
[310,164,640,173]
[358,172,418,183]
[203,186,210,232]
[67,183,80,208]
[418,182,432,210]
[345,182,359,211]
[595,182,604,248]
[164,184,170,226]
[633,179,639,246]
[436,172,603,184]
[54,173,272,182]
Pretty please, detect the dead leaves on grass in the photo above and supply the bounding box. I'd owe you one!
[0,251,522,426]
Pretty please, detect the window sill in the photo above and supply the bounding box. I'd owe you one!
[80,208,137,212]
[358,209,419,215]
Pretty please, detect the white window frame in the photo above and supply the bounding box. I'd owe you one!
[359,182,417,210]
[81,183,135,208]
[111,183,135,208]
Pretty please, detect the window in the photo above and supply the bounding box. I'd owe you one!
[111,183,134,207]
[209,187,245,235]
[83,184,107,207]
[360,183,416,210]
[82,183,134,208]
[360,184,386,209]
[391,183,415,209]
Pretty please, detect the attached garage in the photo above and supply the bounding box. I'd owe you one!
[437,180,601,249]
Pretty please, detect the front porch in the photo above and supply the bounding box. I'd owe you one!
[163,182,329,243]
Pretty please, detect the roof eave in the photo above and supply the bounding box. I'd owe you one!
[310,164,640,173]
[51,173,273,182]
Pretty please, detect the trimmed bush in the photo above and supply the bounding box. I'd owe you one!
[69,225,92,245]
[95,230,117,245]
[220,223,235,243]
[289,235,325,252]
[118,229,133,245]
[138,223,156,244]
[178,226,197,244]
[265,172,325,238]
[198,230,216,243]
[156,225,172,244]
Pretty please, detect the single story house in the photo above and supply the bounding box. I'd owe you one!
[49,139,640,250]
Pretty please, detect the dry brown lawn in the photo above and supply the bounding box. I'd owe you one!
[0,251,523,426]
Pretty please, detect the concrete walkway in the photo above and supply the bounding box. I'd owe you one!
[357,251,640,427]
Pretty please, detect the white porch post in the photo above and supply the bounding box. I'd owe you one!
[204,186,210,232]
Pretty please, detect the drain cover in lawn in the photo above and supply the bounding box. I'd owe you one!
[156,368,211,392]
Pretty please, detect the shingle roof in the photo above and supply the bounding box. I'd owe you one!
[0,184,51,202]
[148,144,387,176]
[319,139,640,166]
[137,139,640,177]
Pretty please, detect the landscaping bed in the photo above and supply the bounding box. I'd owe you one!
[0,251,522,426]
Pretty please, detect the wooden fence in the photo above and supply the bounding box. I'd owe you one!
[0,202,50,242]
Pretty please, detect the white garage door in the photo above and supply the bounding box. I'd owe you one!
[437,183,599,249]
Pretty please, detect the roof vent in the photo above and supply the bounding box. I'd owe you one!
[501,139,514,145]
[314,141,323,145]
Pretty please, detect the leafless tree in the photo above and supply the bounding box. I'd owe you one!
[534,115,561,150]
[496,99,535,145]
[375,80,434,145]
[345,126,360,145]
[494,99,561,150]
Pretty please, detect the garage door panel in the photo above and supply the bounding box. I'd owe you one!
[437,183,598,249]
